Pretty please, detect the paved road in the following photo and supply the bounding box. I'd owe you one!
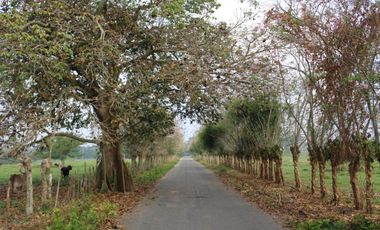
[123,157,283,230]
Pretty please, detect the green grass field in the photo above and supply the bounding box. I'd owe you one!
[282,154,380,204]
[0,159,97,185]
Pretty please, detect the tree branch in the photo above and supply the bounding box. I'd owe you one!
[42,131,100,144]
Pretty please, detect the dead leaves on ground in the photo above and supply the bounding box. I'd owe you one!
[210,165,380,228]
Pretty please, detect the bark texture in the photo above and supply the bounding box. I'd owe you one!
[290,145,301,190]
[349,158,362,210]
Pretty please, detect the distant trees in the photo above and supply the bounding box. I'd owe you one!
[34,137,81,163]
[192,96,284,185]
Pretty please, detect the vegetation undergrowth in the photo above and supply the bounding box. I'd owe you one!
[47,159,178,230]
[48,196,117,230]
[136,161,178,184]
[1,158,178,230]
[295,215,380,230]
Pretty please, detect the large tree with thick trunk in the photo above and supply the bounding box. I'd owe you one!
[0,0,234,192]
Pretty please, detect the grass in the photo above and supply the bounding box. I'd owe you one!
[136,161,178,184]
[0,159,97,185]
[47,196,117,230]
[282,154,380,204]
[0,158,179,229]
[0,157,177,186]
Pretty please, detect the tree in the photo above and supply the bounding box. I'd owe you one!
[0,0,234,192]
[193,96,284,185]
[34,137,81,163]
[267,0,379,210]
[123,104,175,173]
[198,124,226,155]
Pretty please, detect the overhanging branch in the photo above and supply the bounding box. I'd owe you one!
[42,130,100,144]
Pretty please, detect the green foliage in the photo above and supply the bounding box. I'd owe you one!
[368,140,380,163]
[295,216,380,230]
[33,137,81,161]
[48,197,117,230]
[41,203,51,215]
[136,161,177,184]
[192,97,282,161]
[197,124,226,154]
[349,215,380,230]
[296,219,346,230]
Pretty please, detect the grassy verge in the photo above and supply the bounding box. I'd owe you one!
[295,215,380,230]
[199,159,380,229]
[47,196,118,230]
[1,158,179,230]
[281,154,380,204]
[50,159,179,230]
[136,161,178,184]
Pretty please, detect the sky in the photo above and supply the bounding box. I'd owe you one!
[180,0,277,142]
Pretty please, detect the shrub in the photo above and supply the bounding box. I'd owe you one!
[296,219,346,230]
[48,197,117,230]
[348,215,380,230]
[296,216,380,230]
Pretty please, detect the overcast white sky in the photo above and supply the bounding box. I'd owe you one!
[181,0,277,142]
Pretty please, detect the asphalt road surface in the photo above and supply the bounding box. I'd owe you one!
[123,156,283,230]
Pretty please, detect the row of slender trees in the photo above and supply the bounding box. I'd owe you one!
[269,0,380,213]
[191,97,285,185]
[192,0,380,214]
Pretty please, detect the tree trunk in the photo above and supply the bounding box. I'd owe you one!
[275,159,284,185]
[311,160,317,195]
[137,153,143,172]
[274,161,280,184]
[259,159,264,178]
[24,158,33,216]
[131,155,137,174]
[279,159,284,185]
[290,145,301,190]
[255,159,259,177]
[349,158,362,210]
[318,161,327,198]
[6,181,11,211]
[263,159,268,180]
[40,159,48,205]
[93,101,134,193]
[364,158,373,213]
[47,167,52,200]
[96,140,134,192]
[268,160,274,181]
[331,163,340,205]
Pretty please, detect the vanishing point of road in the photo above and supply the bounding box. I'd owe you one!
[123,156,283,230]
